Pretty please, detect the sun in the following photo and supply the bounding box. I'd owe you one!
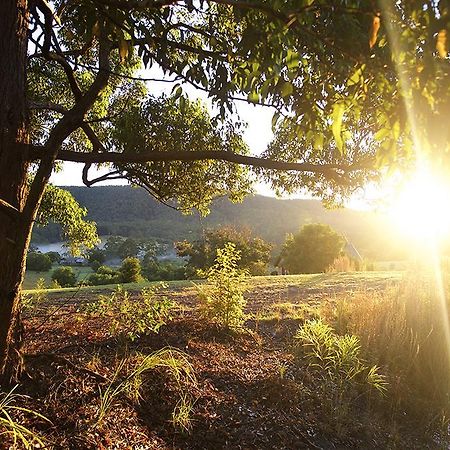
[388,167,450,241]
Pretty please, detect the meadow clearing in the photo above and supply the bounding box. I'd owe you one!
[3,270,447,449]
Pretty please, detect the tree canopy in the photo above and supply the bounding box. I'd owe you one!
[176,225,273,275]
[278,223,345,274]
[24,0,450,212]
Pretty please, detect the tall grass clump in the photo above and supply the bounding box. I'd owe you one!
[95,348,196,430]
[197,243,247,329]
[0,386,50,448]
[325,277,450,427]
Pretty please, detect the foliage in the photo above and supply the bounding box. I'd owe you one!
[104,236,159,260]
[278,223,345,274]
[26,252,52,272]
[197,243,247,328]
[176,225,273,276]
[95,348,196,430]
[51,266,77,288]
[327,255,357,273]
[87,248,106,268]
[87,265,120,286]
[295,319,387,395]
[119,257,143,283]
[111,96,253,214]
[22,278,47,313]
[82,285,173,341]
[44,251,61,264]
[143,260,186,282]
[36,184,99,255]
[294,319,387,431]
[325,279,450,425]
[0,385,51,449]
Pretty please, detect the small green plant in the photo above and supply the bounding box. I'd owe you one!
[295,319,387,394]
[172,394,195,432]
[0,385,51,449]
[83,284,173,340]
[197,242,247,328]
[95,348,196,430]
[22,278,47,312]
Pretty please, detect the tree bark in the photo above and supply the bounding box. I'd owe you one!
[0,0,31,385]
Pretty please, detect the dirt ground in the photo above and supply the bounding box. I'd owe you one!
[3,273,442,449]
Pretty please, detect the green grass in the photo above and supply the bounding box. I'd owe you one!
[23,265,94,290]
[23,270,403,297]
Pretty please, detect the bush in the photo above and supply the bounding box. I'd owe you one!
[26,252,52,272]
[119,257,143,283]
[88,265,120,286]
[82,285,173,340]
[51,266,77,287]
[143,260,186,281]
[197,243,247,328]
[45,251,61,263]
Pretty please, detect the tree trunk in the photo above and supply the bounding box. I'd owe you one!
[0,0,31,385]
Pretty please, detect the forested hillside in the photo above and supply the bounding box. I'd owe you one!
[32,186,404,260]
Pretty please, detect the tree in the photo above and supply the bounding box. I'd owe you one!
[278,224,345,274]
[1,0,449,382]
[26,252,52,272]
[119,257,143,283]
[51,266,77,288]
[176,225,273,276]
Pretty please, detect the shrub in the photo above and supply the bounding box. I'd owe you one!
[82,285,173,340]
[197,242,247,328]
[88,265,120,286]
[26,252,52,272]
[119,257,143,283]
[51,266,76,287]
[45,251,61,263]
[294,319,387,430]
[326,255,356,273]
[143,260,186,281]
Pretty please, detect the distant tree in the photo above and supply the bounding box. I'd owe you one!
[120,257,143,283]
[118,238,139,259]
[104,236,126,258]
[176,226,272,276]
[26,253,52,272]
[88,265,120,286]
[88,248,106,268]
[278,224,345,274]
[45,252,61,264]
[51,266,77,288]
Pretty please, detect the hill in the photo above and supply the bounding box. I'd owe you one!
[31,186,404,260]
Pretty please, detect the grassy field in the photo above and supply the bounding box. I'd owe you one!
[23,265,94,290]
[10,269,449,448]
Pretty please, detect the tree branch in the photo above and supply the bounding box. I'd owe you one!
[0,199,21,221]
[28,146,368,176]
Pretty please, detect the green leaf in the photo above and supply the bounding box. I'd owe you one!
[281,81,294,98]
[331,102,345,153]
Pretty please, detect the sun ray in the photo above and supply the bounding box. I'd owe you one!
[379,0,450,377]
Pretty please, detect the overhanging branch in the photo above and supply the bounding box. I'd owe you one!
[28,146,368,176]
